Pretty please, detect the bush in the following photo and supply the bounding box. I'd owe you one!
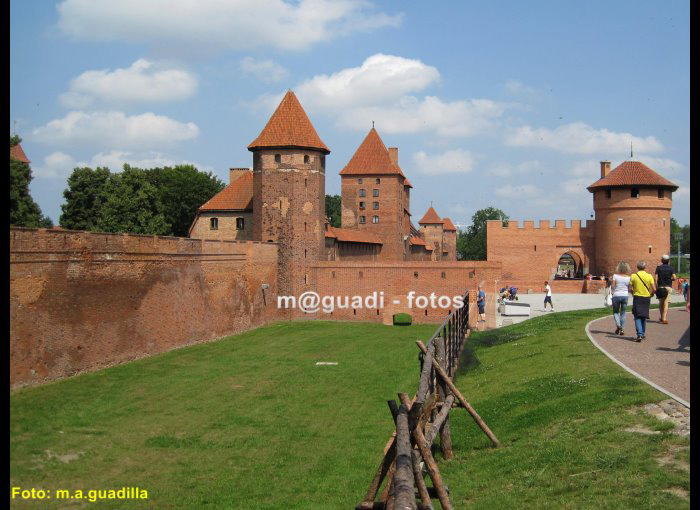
[393,313,412,326]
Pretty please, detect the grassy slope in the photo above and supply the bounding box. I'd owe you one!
[10,309,689,509]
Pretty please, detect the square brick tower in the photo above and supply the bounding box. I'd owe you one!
[247,90,330,297]
[339,128,410,260]
[418,206,445,261]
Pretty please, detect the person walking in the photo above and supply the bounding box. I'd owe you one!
[476,284,486,328]
[630,261,656,342]
[611,262,632,336]
[655,254,676,324]
[543,281,554,311]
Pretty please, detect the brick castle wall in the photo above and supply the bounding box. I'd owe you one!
[10,227,278,388]
[304,260,502,328]
[487,219,596,290]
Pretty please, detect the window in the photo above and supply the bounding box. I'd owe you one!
[358,178,363,184]
[359,216,366,224]
[414,272,419,278]
[605,189,611,199]
[372,215,379,223]
[210,218,218,230]
[304,222,307,232]
[373,189,380,197]
[618,218,623,227]
[359,271,363,278]
[359,189,366,197]
[320,155,325,168]
[648,246,652,254]
[304,178,307,188]
[631,188,640,198]
[359,201,365,210]
[304,155,309,164]
[441,272,446,279]
[236,218,245,230]
[274,154,281,163]
[376,178,381,184]
[658,189,664,199]
[373,201,379,210]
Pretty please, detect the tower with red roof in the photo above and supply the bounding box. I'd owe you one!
[247,90,330,295]
[588,159,678,275]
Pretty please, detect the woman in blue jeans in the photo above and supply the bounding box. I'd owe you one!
[611,262,632,335]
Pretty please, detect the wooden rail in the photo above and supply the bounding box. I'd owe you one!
[356,289,499,509]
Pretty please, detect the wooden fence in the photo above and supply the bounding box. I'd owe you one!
[356,290,500,510]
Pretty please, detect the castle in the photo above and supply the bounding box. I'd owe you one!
[487,159,678,290]
[189,91,457,265]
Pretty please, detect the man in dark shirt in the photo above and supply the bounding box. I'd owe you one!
[655,254,676,324]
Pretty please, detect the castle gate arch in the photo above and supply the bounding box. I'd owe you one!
[555,249,584,279]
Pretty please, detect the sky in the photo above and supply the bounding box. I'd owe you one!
[10,0,690,228]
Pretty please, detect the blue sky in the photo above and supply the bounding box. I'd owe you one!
[10,0,690,227]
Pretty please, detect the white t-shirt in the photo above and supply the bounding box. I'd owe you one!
[612,274,631,297]
[545,284,552,296]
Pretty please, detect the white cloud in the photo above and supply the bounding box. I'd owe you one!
[494,184,539,198]
[57,0,402,52]
[293,54,506,136]
[32,111,199,150]
[412,149,478,175]
[629,154,685,174]
[240,57,289,83]
[505,122,664,155]
[60,59,197,107]
[297,53,440,109]
[33,150,215,179]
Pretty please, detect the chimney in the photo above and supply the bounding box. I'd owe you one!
[388,147,398,166]
[600,161,611,179]
[229,167,249,184]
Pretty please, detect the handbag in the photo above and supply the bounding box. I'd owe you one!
[604,290,612,307]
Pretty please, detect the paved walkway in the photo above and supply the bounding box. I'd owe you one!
[586,307,690,407]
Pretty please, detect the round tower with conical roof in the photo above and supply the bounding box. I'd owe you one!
[588,160,678,276]
[247,90,330,296]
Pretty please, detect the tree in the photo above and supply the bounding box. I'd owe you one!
[148,165,225,237]
[94,165,170,235]
[670,217,690,254]
[325,194,342,227]
[457,207,509,260]
[10,135,53,228]
[59,166,112,230]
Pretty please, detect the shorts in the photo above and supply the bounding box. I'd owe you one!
[478,305,485,314]
[544,296,552,304]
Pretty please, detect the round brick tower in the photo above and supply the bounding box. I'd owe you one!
[588,160,678,276]
[248,90,330,297]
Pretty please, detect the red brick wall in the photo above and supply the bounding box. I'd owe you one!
[305,260,502,328]
[10,227,279,388]
[190,211,253,241]
[341,174,405,260]
[487,219,596,290]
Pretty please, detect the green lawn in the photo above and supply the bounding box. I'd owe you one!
[10,310,689,509]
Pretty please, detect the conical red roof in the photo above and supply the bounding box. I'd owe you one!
[248,90,329,154]
[442,217,457,231]
[418,206,443,224]
[10,143,30,163]
[587,160,677,191]
[339,128,405,177]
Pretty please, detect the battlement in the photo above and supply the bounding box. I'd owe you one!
[487,219,595,231]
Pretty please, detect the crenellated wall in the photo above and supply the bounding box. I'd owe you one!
[487,219,596,289]
[10,227,279,388]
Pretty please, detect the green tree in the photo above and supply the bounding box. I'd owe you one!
[148,165,225,237]
[10,135,53,228]
[457,206,509,260]
[94,165,169,235]
[325,194,342,227]
[670,217,690,254]
[59,166,112,230]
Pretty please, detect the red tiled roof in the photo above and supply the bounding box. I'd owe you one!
[418,206,443,224]
[409,236,427,246]
[339,128,405,177]
[404,208,412,216]
[404,178,413,188]
[326,227,383,244]
[442,217,457,231]
[10,143,30,163]
[587,160,678,191]
[199,171,253,211]
[248,90,329,154]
